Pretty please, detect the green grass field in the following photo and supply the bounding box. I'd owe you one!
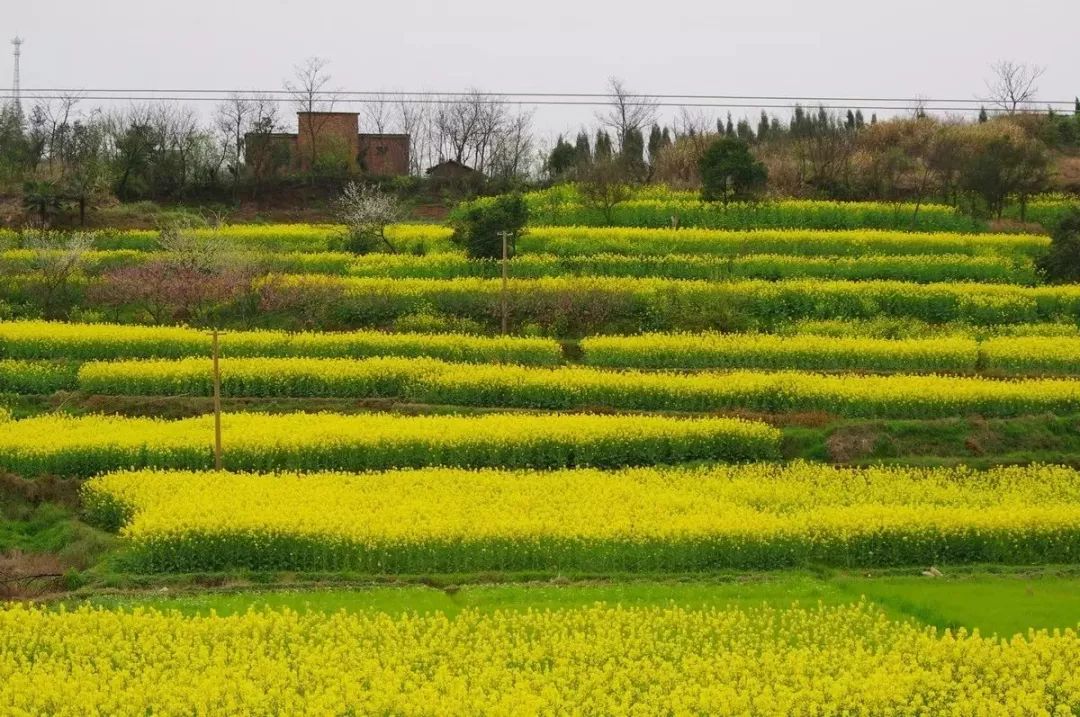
[86,573,1080,638]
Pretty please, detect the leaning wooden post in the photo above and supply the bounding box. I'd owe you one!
[211,329,223,471]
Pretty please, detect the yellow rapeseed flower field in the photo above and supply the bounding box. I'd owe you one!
[84,462,1080,572]
[0,320,561,364]
[76,355,1080,418]
[0,411,778,477]
[0,601,1077,715]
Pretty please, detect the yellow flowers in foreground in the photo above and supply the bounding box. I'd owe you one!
[0,411,778,477]
[84,463,1080,572]
[1,601,1078,716]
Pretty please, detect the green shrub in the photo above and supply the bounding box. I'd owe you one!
[450,194,528,259]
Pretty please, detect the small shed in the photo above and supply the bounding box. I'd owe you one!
[425,160,482,180]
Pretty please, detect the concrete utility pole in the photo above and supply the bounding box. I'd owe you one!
[10,37,22,119]
[498,231,513,335]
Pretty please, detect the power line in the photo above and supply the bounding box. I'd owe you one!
[2,87,1077,106]
[0,93,1057,115]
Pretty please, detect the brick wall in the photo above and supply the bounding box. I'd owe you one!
[296,112,359,172]
[359,134,410,176]
[245,113,412,177]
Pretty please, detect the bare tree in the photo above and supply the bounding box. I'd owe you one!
[29,93,82,176]
[242,95,284,191]
[488,109,535,181]
[153,104,203,193]
[597,77,657,150]
[983,60,1045,114]
[284,57,336,172]
[673,107,714,138]
[397,99,429,174]
[433,90,487,167]
[362,92,393,134]
[911,95,929,120]
[215,94,254,192]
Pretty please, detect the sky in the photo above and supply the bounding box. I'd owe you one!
[4,0,1079,141]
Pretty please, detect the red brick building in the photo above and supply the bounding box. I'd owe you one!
[246,112,410,177]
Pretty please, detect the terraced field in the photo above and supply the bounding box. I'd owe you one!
[3,198,1080,713]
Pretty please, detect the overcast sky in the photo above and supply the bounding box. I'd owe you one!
[5,0,1079,139]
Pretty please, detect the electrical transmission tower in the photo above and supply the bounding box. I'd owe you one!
[10,36,22,118]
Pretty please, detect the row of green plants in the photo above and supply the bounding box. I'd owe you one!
[7,274,1080,335]
[515,226,1046,258]
[0,248,1038,285]
[82,462,1080,572]
[253,275,1080,335]
[0,224,453,254]
[0,359,77,394]
[73,355,1080,419]
[1002,195,1080,229]
[462,189,988,232]
[0,412,779,478]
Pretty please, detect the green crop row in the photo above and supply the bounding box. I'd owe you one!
[256,275,1080,335]
[515,226,1046,259]
[0,360,78,394]
[461,188,988,232]
[6,274,1080,335]
[0,248,1037,285]
[0,224,453,254]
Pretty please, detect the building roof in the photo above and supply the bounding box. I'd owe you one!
[426,159,478,174]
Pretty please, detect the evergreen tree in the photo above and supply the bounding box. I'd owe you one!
[546,135,577,177]
[698,136,768,205]
[1075,97,1079,115]
[736,118,755,142]
[647,124,664,164]
[978,106,989,123]
[757,111,770,141]
[791,105,807,136]
[620,127,646,178]
[845,110,856,130]
[725,113,735,137]
[574,131,592,166]
[594,129,613,162]
[816,106,829,131]
[854,110,865,129]
[871,113,878,125]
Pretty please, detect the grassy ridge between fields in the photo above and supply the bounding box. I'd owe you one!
[84,575,1080,638]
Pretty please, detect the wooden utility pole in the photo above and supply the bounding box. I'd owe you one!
[211,329,223,470]
[498,231,513,335]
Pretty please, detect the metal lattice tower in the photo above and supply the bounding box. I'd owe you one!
[10,36,22,117]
